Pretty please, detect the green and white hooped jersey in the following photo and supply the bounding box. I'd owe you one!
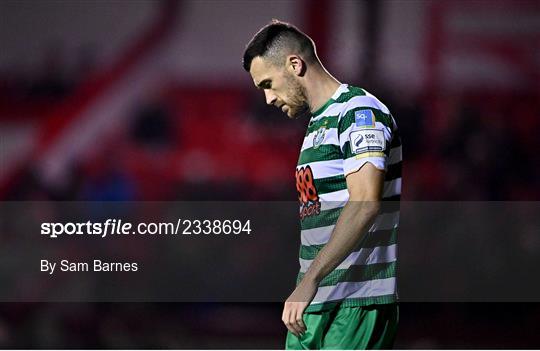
[295,84,401,312]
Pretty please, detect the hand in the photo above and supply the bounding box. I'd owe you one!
[282,278,318,337]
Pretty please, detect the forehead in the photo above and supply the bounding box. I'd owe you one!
[249,56,281,86]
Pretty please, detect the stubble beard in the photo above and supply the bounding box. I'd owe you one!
[284,74,310,119]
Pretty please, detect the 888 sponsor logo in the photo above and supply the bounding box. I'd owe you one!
[295,165,321,220]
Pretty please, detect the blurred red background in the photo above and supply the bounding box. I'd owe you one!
[1,0,538,202]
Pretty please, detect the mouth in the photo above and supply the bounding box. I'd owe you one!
[281,105,289,113]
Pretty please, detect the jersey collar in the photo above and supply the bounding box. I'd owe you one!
[311,84,349,117]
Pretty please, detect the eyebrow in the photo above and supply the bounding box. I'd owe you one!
[256,79,271,89]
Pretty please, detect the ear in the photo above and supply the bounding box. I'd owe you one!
[286,55,306,76]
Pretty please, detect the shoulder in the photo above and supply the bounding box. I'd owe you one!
[335,86,393,130]
[337,86,390,116]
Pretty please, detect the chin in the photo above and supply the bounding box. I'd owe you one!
[288,108,309,120]
[287,110,299,119]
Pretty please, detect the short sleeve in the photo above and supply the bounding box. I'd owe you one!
[338,104,393,176]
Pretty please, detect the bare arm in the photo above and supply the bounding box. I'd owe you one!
[282,162,385,336]
[301,163,383,283]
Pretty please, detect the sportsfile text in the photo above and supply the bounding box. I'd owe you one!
[41,219,252,238]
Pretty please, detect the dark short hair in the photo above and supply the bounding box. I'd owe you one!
[242,19,317,72]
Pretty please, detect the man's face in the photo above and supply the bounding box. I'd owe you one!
[249,56,309,119]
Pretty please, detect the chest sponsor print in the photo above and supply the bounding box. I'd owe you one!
[295,165,321,220]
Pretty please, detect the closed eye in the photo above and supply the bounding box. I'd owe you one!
[257,79,272,90]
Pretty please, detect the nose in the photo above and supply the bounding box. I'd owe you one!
[264,90,277,106]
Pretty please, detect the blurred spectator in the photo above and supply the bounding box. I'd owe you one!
[130,87,175,149]
[28,43,72,100]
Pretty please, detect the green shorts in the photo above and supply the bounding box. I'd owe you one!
[285,303,398,350]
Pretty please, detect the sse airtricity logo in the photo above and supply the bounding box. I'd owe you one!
[354,133,364,147]
[349,129,385,155]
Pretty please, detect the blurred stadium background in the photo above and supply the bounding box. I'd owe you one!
[0,0,539,348]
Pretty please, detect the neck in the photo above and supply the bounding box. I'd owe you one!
[305,67,341,113]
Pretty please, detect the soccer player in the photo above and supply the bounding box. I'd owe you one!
[243,20,401,350]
